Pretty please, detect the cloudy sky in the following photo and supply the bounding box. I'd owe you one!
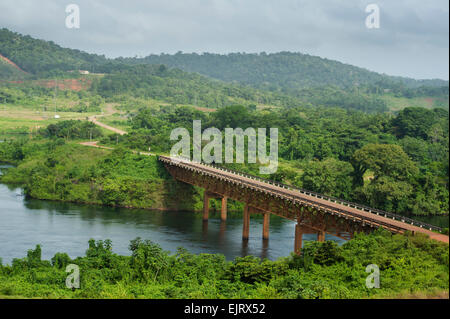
[0,0,448,80]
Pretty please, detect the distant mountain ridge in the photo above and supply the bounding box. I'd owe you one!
[117,52,449,90]
[0,28,447,91]
[0,28,112,78]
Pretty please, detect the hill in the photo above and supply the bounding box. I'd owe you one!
[91,63,299,108]
[0,53,29,80]
[0,28,115,77]
[0,27,447,113]
[117,51,449,91]
[2,27,447,90]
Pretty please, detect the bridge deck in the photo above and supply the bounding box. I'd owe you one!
[161,156,449,244]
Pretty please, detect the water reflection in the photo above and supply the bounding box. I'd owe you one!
[218,220,226,245]
[261,239,269,260]
[241,239,249,257]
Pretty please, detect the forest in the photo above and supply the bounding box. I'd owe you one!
[117,51,449,91]
[3,63,446,115]
[111,104,449,217]
[1,28,448,108]
[0,103,448,217]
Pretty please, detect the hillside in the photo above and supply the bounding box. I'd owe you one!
[0,53,29,80]
[0,28,114,77]
[2,28,448,90]
[91,63,303,109]
[117,51,449,90]
[0,27,447,113]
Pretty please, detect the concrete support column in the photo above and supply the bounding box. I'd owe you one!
[221,197,228,221]
[317,230,326,242]
[262,213,270,240]
[203,192,210,221]
[242,203,250,240]
[294,222,303,255]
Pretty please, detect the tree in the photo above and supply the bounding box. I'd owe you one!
[284,128,299,160]
[210,105,251,129]
[351,144,420,212]
[398,137,430,165]
[391,107,437,139]
[351,144,418,186]
[356,176,413,212]
[129,238,170,282]
[297,158,354,199]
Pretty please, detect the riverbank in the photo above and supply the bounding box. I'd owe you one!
[0,140,251,213]
[0,231,448,299]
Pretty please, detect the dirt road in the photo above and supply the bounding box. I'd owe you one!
[88,117,127,135]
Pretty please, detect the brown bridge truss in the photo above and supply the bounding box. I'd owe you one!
[159,156,449,254]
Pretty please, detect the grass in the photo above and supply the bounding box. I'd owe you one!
[0,104,99,132]
[0,94,234,135]
[382,95,449,112]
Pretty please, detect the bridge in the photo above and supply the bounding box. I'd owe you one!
[159,155,449,254]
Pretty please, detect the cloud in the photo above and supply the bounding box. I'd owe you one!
[0,0,448,79]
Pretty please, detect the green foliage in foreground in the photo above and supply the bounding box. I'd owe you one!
[0,230,448,299]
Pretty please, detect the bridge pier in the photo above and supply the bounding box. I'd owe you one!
[294,220,303,255]
[317,230,326,242]
[263,213,270,240]
[203,192,210,221]
[221,197,228,221]
[243,203,250,240]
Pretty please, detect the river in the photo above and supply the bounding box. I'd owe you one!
[0,165,348,264]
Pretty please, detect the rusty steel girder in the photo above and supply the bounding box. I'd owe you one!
[164,163,374,240]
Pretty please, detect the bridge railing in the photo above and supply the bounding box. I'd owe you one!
[201,162,443,233]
